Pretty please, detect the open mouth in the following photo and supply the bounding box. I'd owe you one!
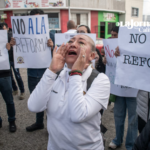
[68,51,77,55]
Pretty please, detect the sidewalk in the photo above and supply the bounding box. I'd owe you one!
[0,69,127,150]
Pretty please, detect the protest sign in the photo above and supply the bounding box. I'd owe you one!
[0,30,10,70]
[115,26,150,92]
[103,38,138,97]
[55,33,96,47]
[11,15,51,68]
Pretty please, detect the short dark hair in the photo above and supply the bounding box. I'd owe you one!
[67,20,76,30]
[78,25,91,33]
[2,23,8,28]
[30,9,44,15]
[111,26,119,33]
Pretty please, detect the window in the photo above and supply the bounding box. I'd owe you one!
[47,13,59,29]
[108,22,116,34]
[132,7,139,17]
[71,13,88,26]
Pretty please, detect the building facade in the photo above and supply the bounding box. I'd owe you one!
[0,0,143,39]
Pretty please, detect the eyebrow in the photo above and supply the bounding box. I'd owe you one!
[78,38,87,41]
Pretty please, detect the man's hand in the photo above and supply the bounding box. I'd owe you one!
[72,46,87,72]
[103,56,107,65]
[47,38,54,50]
[49,43,68,73]
[115,46,120,57]
[10,37,16,47]
[6,43,11,51]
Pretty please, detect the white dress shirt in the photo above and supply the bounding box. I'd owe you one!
[28,65,110,150]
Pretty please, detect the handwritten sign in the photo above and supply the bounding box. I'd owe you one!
[0,30,10,70]
[115,26,150,92]
[103,38,138,97]
[11,15,51,68]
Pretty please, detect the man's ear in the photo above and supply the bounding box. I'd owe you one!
[90,52,95,61]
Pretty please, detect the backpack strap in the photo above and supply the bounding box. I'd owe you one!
[56,69,99,90]
[87,69,99,91]
[55,69,63,80]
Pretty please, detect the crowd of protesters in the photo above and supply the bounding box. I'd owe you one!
[0,8,150,150]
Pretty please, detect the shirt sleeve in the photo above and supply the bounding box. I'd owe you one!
[68,73,110,123]
[28,69,57,113]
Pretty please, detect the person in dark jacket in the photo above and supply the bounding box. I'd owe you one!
[2,23,25,100]
[0,41,17,132]
[133,119,150,150]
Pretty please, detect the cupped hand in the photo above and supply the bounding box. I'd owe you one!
[115,46,120,57]
[71,46,87,72]
[49,43,68,73]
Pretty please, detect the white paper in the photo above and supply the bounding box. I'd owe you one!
[103,38,138,97]
[11,15,51,68]
[115,26,150,92]
[55,33,96,47]
[0,30,10,70]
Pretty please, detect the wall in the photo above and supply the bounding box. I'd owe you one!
[4,11,13,28]
[125,0,143,22]
[60,10,68,33]
[0,1,5,8]
[91,11,98,37]
[70,0,125,11]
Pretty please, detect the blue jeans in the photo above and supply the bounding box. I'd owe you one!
[112,96,138,150]
[10,61,25,93]
[28,76,44,124]
[0,76,16,122]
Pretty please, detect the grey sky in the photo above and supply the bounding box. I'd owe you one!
[143,0,150,15]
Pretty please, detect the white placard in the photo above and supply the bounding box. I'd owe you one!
[115,26,150,92]
[103,38,138,97]
[55,33,96,46]
[0,30,10,70]
[11,15,51,68]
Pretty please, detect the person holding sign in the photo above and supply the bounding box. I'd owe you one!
[0,42,17,132]
[10,9,54,132]
[2,23,25,100]
[108,44,138,150]
[28,34,110,150]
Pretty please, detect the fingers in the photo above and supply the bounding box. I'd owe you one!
[47,39,54,48]
[79,45,86,61]
[103,56,107,65]
[53,45,57,55]
[115,46,120,57]
[6,43,11,51]
[10,37,16,46]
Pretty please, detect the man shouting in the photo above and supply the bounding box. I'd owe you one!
[28,34,110,150]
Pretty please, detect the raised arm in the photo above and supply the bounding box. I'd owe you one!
[28,44,68,112]
[68,45,110,122]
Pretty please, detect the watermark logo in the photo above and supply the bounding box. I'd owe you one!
[117,19,150,32]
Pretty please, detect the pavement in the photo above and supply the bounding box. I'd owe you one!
[0,69,127,150]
